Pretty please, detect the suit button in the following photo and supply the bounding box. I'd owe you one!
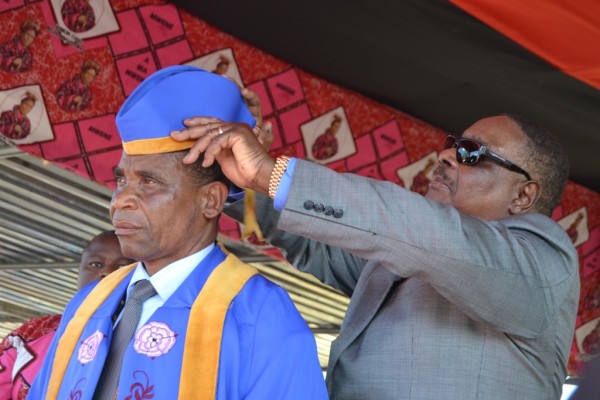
[333,209,344,218]
[303,200,315,210]
[314,203,325,213]
[324,206,334,215]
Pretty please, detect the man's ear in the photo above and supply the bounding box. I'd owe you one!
[509,181,541,215]
[203,181,228,219]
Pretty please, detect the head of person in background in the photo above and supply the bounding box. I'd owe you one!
[0,230,135,400]
[77,230,135,288]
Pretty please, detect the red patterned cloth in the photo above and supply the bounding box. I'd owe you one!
[61,0,96,33]
[583,331,600,356]
[410,171,431,196]
[0,314,62,400]
[312,130,338,160]
[0,106,31,140]
[0,36,33,73]
[56,75,93,112]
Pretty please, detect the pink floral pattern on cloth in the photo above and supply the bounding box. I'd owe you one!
[77,330,104,364]
[133,322,177,359]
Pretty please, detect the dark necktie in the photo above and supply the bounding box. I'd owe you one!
[93,279,157,400]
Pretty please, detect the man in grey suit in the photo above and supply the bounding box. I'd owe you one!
[171,112,580,399]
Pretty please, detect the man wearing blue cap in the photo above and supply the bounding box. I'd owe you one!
[28,66,328,400]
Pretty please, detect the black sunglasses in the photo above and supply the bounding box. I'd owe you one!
[443,135,532,181]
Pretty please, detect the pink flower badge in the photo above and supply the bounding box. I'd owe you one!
[77,330,104,364]
[134,321,177,359]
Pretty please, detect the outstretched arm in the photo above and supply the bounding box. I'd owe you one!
[225,193,366,296]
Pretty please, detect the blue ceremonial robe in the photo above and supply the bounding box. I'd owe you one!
[28,246,327,399]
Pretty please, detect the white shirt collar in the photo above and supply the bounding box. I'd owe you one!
[127,242,215,303]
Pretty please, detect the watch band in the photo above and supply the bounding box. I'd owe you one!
[268,156,291,199]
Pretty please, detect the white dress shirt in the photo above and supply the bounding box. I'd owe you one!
[118,242,215,329]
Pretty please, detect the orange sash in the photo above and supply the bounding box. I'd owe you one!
[46,253,257,399]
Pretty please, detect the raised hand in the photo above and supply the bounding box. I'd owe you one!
[170,118,274,195]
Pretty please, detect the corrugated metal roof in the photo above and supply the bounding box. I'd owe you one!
[0,139,347,369]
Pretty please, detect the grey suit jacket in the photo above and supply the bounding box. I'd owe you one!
[226,159,580,400]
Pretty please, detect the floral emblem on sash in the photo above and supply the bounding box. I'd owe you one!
[134,321,176,358]
[77,330,104,364]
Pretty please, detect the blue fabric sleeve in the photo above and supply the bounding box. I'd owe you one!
[273,157,296,211]
[226,185,245,204]
[217,275,327,399]
[226,157,297,210]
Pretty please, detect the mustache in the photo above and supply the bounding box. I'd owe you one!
[431,165,452,186]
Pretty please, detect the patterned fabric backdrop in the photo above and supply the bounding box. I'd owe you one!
[1,0,598,377]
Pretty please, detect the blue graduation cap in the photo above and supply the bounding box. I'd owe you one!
[116,65,255,155]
